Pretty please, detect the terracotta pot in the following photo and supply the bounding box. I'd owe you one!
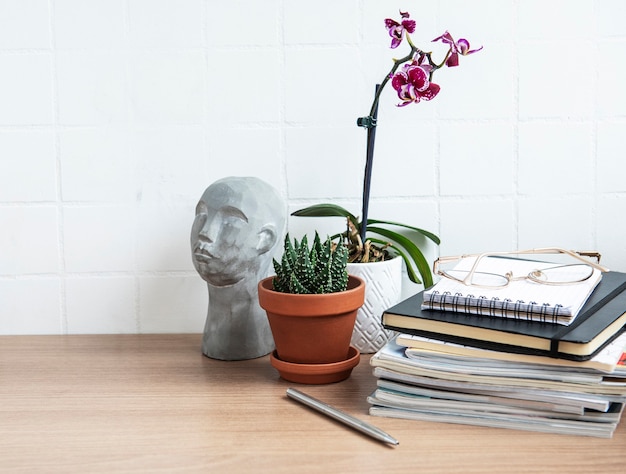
[268,346,361,384]
[257,275,365,364]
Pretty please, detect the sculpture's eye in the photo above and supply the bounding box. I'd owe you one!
[195,201,208,216]
[221,205,248,223]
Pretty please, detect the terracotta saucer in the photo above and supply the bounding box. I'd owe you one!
[270,346,360,384]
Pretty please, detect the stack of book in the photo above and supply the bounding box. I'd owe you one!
[368,257,626,437]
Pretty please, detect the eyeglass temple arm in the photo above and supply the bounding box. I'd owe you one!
[529,248,609,272]
[434,248,609,273]
[576,251,602,263]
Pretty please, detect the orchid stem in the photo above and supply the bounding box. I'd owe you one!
[367,49,414,117]
[357,31,449,245]
[360,83,380,245]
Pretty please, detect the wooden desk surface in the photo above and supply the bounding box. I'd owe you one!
[1,334,624,473]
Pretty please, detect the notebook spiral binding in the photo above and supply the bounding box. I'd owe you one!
[425,290,564,323]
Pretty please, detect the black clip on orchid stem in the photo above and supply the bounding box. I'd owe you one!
[356,116,376,128]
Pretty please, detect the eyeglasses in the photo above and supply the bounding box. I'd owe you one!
[433,248,609,289]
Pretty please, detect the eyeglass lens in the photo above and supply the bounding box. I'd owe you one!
[528,264,593,284]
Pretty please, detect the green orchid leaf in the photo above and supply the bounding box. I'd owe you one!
[292,203,357,220]
[291,204,438,286]
[292,203,360,231]
[367,218,440,245]
[365,237,423,285]
[367,226,433,287]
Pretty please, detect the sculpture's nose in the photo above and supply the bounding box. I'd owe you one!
[198,215,219,243]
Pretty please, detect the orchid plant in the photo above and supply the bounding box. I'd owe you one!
[292,11,481,288]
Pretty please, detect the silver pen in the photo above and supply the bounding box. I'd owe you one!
[286,388,399,446]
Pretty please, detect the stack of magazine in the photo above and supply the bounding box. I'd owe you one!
[368,257,626,437]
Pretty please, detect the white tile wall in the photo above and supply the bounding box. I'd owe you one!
[0,131,57,201]
[59,129,134,202]
[0,1,51,49]
[206,0,280,47]
[0,207,59,275]
[518,0,593,39]
[0,278,62,334]
[130,52,206,125]
[127,0,204,49]
[597,40,626,117]
[518,197,594,249]
[595,0,626,37]
[56,52,128,125]
[369,122,437,198]
[438,42,514,120]
[598,122,626,193]
[0,0,624,335]
[518,41,595,119]
[518,122,593,195]
[206,127,283,190]
[284,126,362,199]
[0,54,54,125]
[63,205,135,273]
[439,199,516,255]
[284,0,359,45]
[598,196,626,266]
[440,122,514,196]
[206,49,280,124]
[138,275,206,333]
[135,203,195,273]
[284,47,363,125]
[65,276,137,334]
[53,0,126,49]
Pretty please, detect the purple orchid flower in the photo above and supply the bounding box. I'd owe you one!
[432,31,483,67]
[390,61,441,106]
[384,11,416,49]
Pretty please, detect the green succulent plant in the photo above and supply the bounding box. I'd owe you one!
[272,232,348,294]
[291,204,440,288]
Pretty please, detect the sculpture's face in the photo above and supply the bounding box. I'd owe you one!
[191,181,266,286]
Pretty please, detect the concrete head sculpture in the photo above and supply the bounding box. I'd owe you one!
[191,177,286,360]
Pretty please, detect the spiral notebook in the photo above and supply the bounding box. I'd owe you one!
[421,256,603,325]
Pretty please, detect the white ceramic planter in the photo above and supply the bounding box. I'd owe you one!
[347,256,403,353]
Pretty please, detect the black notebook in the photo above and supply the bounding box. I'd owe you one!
[382,271,626,361]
